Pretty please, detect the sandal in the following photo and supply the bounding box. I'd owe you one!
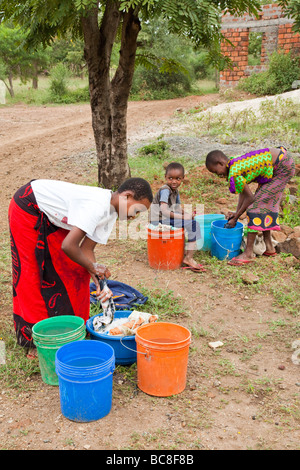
[262,251,277,257]
[228,258,255,266]
[26,349,38,359]
[182,263,206,273]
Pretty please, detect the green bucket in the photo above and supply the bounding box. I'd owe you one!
[32,316,86,386]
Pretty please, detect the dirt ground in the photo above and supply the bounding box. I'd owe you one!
[0,94,299,451]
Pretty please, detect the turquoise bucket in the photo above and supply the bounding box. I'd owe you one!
[211,219,244,260]
[194,214,225,251]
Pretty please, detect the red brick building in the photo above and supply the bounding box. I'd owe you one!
[220,3,300,88]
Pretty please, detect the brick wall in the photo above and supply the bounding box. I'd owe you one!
[220,3,300,88]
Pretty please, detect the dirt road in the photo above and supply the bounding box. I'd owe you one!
[0,95,216,196]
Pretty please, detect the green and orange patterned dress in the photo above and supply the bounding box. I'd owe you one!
[227,147,295,231]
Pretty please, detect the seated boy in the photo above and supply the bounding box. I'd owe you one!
[150,162,204,272]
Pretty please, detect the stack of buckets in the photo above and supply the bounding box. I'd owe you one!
[147,214,243,266]
[33,315,192,421]
[32,315,116,422]
[53,322,191,422]
[32,315,86,386]
[194,214,243,260]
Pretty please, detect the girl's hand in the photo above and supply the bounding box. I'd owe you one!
[227,211,236,220]
[97,287,113,303]
[182,212,193,220]
[227,217,237,228]
[90,263,111,297]
[93,263,111,279]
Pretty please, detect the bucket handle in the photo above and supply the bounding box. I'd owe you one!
[212,232,239,255]
[120,337,149,357]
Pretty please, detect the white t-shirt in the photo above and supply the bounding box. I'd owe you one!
[31,179,117,244]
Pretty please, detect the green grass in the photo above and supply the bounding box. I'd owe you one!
[179,96,300,153]
[3,76,89,106]
[0,319,41,392]
[128,138,199,183]
[2,77,218,107]
[195,79,218,95]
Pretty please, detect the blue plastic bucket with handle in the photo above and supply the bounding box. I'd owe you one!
[86,311,137,365]
[194,214,225,251]
[211,219,244,260]
[55,340,115,422]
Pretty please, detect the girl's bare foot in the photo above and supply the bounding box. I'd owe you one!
[183,256,200,269]
[230,252,255,262]
[26,349,38,359]
[182,256,206,272]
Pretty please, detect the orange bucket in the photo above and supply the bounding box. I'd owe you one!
[135,322,191,397]
[147,227,185,270]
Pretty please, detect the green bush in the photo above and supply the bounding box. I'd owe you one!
[46,83,90,104]
[49,63,70,100]
[137,140,170,158]
[131,65,192,100]
[239,51,300,96]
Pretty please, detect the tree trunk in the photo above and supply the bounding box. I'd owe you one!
[32,61,39,89]
[81,1,140,189]
[111,10,141,185]
[81,2,120,188]
[7,73,14,97]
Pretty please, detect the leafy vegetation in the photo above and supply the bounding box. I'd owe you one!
[130,18,216,100]
[183,95,300,154]
[238,50,300,96]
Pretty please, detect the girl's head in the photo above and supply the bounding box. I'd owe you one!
[205,150,229,178]
[165,162,185,190]
[115,177,153,220]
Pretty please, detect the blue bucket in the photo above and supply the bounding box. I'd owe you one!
[86,311,137,365]
[55,340,115,422]
[211,219,244,260]
[194,214,225,251]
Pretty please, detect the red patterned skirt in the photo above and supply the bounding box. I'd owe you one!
[246,149,295,232]
[8,182,90,348]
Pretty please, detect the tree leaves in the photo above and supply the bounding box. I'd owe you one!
[2,0,295,68]
[120,0,156,13]
[135,51,189,76]
[278,0,300,32]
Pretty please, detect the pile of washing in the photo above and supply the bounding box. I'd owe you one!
[148,223,182,232]
[90,277,157,336]
[93,310,158,336]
